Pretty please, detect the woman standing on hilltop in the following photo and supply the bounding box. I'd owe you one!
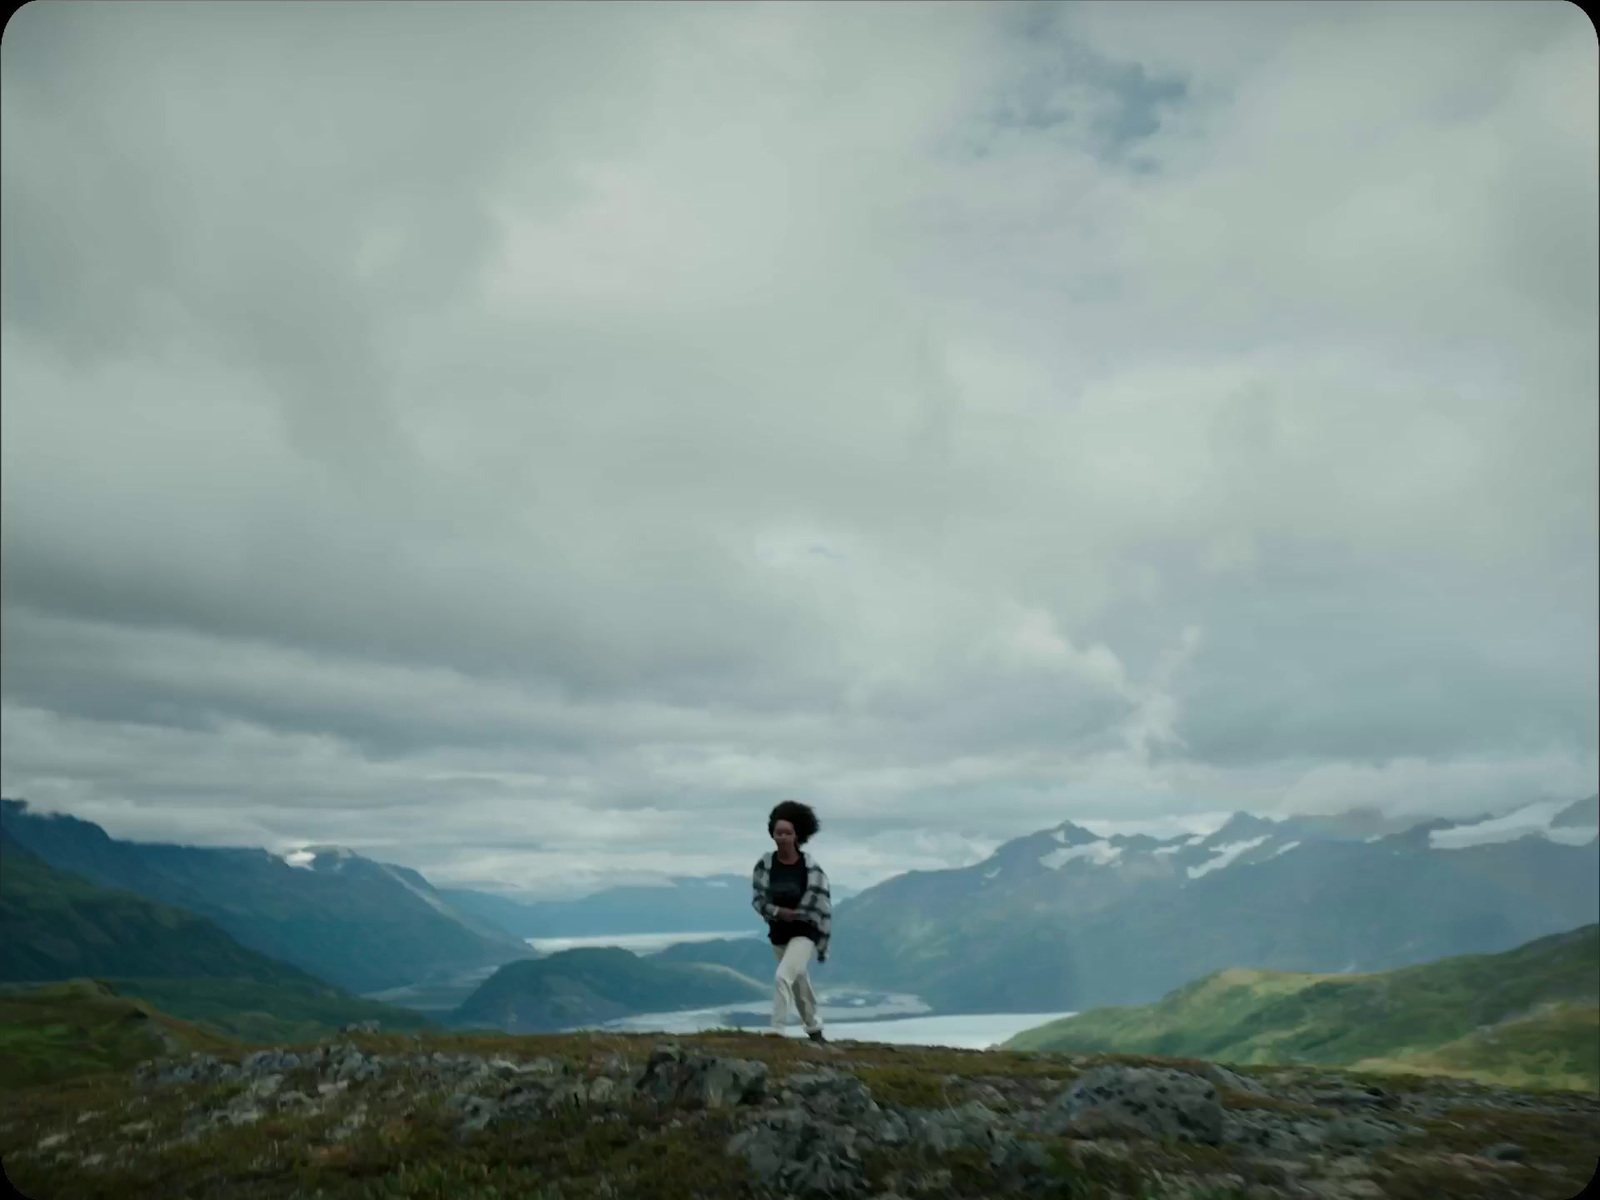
[751,799,832,1044]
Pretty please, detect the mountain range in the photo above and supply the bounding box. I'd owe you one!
[0,799,534,995]
[5,792,1594,1029]
[0,830,436,1042]
[667,795,1599,1015]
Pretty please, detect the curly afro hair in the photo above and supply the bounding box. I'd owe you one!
[767,799,820,846]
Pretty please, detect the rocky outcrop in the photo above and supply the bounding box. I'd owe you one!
[85,1039,1588,1200]
[1037,1064,1226,1144]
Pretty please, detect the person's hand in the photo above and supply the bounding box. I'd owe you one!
[776,907,795,921]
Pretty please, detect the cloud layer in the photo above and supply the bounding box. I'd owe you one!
[3,1,1595,895]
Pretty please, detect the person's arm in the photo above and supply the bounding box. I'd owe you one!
[751,860,781,922]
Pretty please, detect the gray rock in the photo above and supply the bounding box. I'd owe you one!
[486,1057,521,1081]
[248,1074,283,1100]
[521,1056,569,1077]
[1321,1114,1407,1149]
[784,1071,877,1122]
[596,1052,632,1078]
[546,1079,591,1111]
[213,1105,264,1129]
[636,1043,767,1110]
[446,1093,499,1133]
[1222,1111,1330,1155]
[874,1109,911,1146]
[498,1081,554,1115]
[727,1107,869,1200]
[1310,1085,1399,1110]
[330,1105,368,1142]
[1203,1064,1270,1097]
[969,1083,1009,1110]
[1044,1065,1224,1145]
[1482,1141,1527,1162]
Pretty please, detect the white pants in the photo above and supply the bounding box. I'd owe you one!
[771,937,822,1035]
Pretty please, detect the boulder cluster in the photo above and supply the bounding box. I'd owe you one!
[118,1039,1595,1200]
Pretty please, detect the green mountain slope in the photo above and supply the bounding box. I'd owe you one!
[648,934,778,980]
[2,832,325,985]
[1357,1002,1599,1092]
[1,836,436,1043]
[0,979,240,1090]
[450,946,767,1033]
[1004,923,1600,1091]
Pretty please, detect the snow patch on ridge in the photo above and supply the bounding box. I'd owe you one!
[378,862,457,916]
[1268,840,1302,859]
[1429,800,1591,850]
[1040,841,1122,869]
[1187,835,1270,879]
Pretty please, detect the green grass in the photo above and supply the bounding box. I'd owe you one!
[2,1012,1595,1200]
[0,979,241,1089]
[1004,924,1600,1091]
[102,978,438,1044]
[1353,1001,1600,1092]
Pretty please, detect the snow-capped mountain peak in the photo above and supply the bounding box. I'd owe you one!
[1051,821,1105,846]
[279,845,362,873]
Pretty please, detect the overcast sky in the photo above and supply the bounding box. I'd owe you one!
[2,1,1595,898]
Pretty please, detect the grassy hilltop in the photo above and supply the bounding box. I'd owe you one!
[2,1009,1598,1200]
[1005,924,1600,1093]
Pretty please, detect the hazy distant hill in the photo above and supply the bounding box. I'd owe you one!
[1552,793,1599,829]
[439,875,858,940]
[1,833,435,1042]
[1,799,533,994]
[448,946,766,1034]
[1004,923,1600,1093]
[649,934,778,980]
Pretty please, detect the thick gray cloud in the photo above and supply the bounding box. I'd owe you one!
[2,1,1594,897]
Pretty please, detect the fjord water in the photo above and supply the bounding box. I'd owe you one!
[516,928,1079,1049]
[589,1002,1082,1050]
[523,930,757,955]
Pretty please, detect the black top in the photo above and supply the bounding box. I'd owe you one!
[767,853,820,947]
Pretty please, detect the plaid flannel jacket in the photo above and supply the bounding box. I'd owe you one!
[751,849,832,963]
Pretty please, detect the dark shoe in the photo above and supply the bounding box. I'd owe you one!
[807,1029,827,1044]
